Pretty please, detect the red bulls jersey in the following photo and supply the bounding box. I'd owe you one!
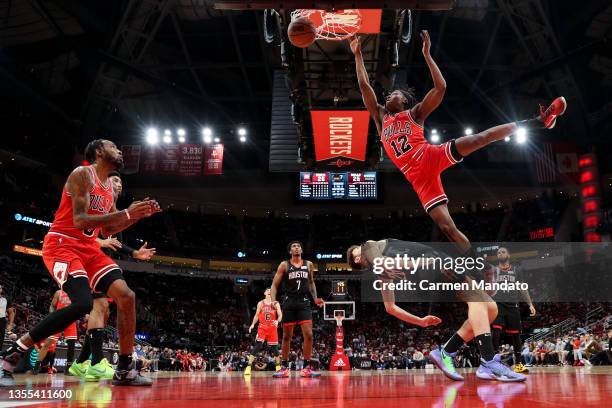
[55,291,71,310]
[381,110,427,172]
[49,166,114,242]
[258,300,278,327]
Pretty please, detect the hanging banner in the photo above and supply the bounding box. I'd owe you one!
[120,145,141,174]
[311,110,370,168]
[204,144,224,175]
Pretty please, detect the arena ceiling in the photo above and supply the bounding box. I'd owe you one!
[1,0,611,172]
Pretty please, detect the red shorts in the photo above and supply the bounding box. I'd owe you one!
[402,141,463,212]
[256,324,279,345]
[50,321,78,341]
[43,232,119,291]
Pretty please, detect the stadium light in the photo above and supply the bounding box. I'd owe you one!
[431,128,438,134]
[516,127,527,144]
[239,135,247,143]
[464,127,473,135]
[214,137,221,143]
[504,136,511,142]
[146,127,159,145]
[178,135,186,143]
[164,129,171,136]
[430,134,440,144]
[203,135,212,144]
[202,127,212,137]
[238,127,247,136]
[163,134,172,144]
[177,128,186,137]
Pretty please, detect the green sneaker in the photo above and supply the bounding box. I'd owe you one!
[85,358,115,382]
[69,360,91,377]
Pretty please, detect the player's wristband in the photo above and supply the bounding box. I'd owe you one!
[124,209,131,220]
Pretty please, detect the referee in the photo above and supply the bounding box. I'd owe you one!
[0,285,16,340]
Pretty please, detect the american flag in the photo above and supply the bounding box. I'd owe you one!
[534,143,557,184]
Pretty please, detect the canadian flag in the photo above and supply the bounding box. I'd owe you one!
[557,153,578,174]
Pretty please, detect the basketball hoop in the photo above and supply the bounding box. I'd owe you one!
[290,9,362,41]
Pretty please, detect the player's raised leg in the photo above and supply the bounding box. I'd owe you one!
[454,97,567,158]
[0,276,93,386]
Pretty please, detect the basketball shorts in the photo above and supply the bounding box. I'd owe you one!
[43,232,120,292]
[256,325,279,345]
[50,321,78,341]
[492,304,522,333]
[402,140,463,212]
[281,295,312,326]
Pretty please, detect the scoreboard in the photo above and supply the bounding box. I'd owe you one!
[299,172,377,200]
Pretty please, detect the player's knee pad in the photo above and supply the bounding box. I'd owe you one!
[63,278,94,315]
[269,345,280,357]
[252,341,264,355]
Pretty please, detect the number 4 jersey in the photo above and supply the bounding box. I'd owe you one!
[381,109,463,213]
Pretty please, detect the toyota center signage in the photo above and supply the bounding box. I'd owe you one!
[311,110,370,169]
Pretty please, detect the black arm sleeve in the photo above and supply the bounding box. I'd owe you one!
[118,243,136,257]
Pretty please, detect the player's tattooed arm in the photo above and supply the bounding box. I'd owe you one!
[412,30,446,124]
[349,36,384,133]
[380,277,441,327]
[270,261,286,302]
[308,261,324,307]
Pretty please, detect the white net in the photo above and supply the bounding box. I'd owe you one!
[291,9,362,41]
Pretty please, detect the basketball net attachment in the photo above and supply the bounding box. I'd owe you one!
[291,9,362,41]
[334,312,345,327]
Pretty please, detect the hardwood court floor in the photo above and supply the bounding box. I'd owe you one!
[0,366,610,407]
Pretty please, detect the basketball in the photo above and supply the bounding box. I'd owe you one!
[288,17,316,48]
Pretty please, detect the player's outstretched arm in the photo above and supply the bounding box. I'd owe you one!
[270,262,286,302]
[349,36,384,133]
[68,167,158,231]
[380,278,441,327]
[413,30,446,124]
[102,198,162,236]
[249,301,262,333]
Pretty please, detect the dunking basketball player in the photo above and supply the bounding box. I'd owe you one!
[244,288,283,376]
[0,139,160,387]
[350,31,567,255]
[271,241,324,378]
[347,239,526,382]
[491,247,536,374]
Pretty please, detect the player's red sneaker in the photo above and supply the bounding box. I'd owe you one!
[273,366,290,378]
[539,97,567,129]
[300,367,321,378]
